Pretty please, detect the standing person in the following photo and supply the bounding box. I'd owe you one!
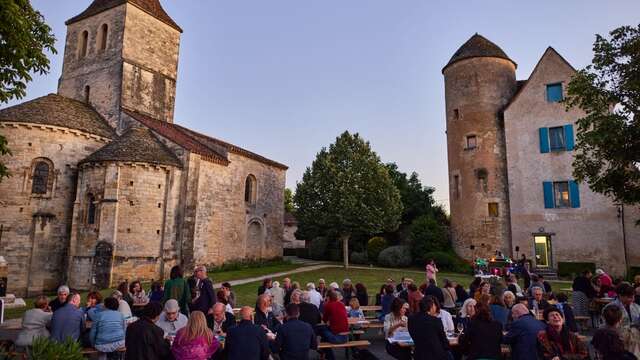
[426,259,439,285]
[221,282,236,308]
[50,291,85,343]
[258,278,272,296]
[408,295,450,360]
[266,281,285,314]
[171,311,220,360]
[603,283,640,327]
[156,299,189,339]
[189,265,216,320]
[163,265,191,316]
[319,290,349,360]
[537,307,588,360]
[90,297,126,358]
[459,301,503,359]
[384,298,411,360]
[125,302,173,360]
[503,303,546,360]
[225,306,270,360]
[211,303,236,335]
[596,269,615,297]
[355,283,369,307]
[15,296,52,348]
[49,285,69,312]
[273,303,318,360]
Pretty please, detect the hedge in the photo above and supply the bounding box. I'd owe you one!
[557,262,596,278]
[378,245,412,268]
[367,237,387,264]
[350,251,368,265]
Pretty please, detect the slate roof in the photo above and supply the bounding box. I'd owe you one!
[0,94,115,139]
[443,34,516,73]
[124,108,288,170]
[82,126,181,167]
[66,0,182,32]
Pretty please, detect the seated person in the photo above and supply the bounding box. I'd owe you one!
[15,296,52,348]
[211,302,236,335]
[254,293,280,334]
[171,311,220,360]
[49,286,69,313]
[125,302,172,360]
[298,291,322,329]
[156,299,188,339]
[225,307,269,360]
[537,307,588,360]
[555,292,577,332]
[319,290,349,360]
[50,291,85,343]
[529,286,550,313]
[273,304,318,359]
[346,298,364,319]
[384,298,411,360]
[90,297,126,355]
[83,291,103,321]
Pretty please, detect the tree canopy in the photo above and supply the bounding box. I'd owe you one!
[566,24,640,209]
[294,131,402,267]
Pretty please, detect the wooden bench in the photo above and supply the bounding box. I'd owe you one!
[318,340,370,349]
[360,306,382,312]
[81,347,126,358]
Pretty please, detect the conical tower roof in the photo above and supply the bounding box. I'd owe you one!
[66,0,182,32]
[442,34,516,73]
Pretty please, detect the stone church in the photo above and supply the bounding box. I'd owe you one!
[0,0,287,297]
[444,34,639,275]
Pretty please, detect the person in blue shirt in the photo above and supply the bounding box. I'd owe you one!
[90,297,126,355]
[50,291,85,343]
[503,303,546,360]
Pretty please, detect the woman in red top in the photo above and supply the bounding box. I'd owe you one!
[319,290,349,360]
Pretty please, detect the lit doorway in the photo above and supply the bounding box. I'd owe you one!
[534,235,551,268]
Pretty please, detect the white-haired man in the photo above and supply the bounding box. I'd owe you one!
[306,282,322,308]
[49,285,70,312]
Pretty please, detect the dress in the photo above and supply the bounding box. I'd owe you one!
[426,264,438,284]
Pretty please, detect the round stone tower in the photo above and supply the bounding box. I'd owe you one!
[442,34,517,261]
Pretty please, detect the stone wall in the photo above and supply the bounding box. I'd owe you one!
[0,123,110,296]
[444,57,516,260]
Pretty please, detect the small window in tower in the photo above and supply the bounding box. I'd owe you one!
[466,135,477,150]
[453,109,460,120]
[84,85,90,103]
[98,24,108,51]
[476,168,488,193]
[546,83,563,102]
[245,174,257,204]
[79,30,89,58]
[453,175,460,200]
[488,202,499,217]
[31,161,50,194]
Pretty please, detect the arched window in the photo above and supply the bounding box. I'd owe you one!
[245,174,257,204]
[87,193,96,224]
[84,85,90,103]
[31,161,50,194]
[98,24,108,51]
[79,30,89,58]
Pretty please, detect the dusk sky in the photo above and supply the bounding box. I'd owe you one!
[10,1,640,210]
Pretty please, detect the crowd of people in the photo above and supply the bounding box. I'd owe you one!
[9,261,640,360]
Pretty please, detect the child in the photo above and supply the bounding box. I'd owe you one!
[347,298,365,319]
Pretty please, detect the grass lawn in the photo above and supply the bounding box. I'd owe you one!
[208,262,301,283]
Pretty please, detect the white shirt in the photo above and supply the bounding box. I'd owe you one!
[155,312,188,337]
[437,309,454,334]
[118,299,132,318]
[308,289,323,308]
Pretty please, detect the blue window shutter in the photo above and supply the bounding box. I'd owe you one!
[564,124,574,151]
[539,128,550,153]
[543,182,554,208]
[569,180,581,208]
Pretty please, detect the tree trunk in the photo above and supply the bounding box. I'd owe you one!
[341,234,350,269]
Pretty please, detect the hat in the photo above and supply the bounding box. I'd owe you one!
[164,299,180,312]
[595,269,605,276]
[511,303,530,319]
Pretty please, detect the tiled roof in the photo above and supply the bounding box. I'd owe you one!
[0,94,115,139]
[82,126,181,167]
[66,0,182,32]
[443,34,516,73]
[124,108,288,170]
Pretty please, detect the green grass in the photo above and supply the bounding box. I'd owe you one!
[208,262,302,283]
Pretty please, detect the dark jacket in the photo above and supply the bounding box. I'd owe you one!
[503,313,546,360]
[572,276,596,299]
[556,303,578,333]
[226,320,269,360]
[455,286,469,303]
[50,303,85,343]
[408,313,449,360]
[356,291,368,307]
[189,277,216,314]
[254,307,280,333]
[49,298,67,313]
[274,319,318,360]
[298,302,321,328]
[125,317,173,360]
[212,312,236,334]
[424,284,445,305]
[459,318,503,360]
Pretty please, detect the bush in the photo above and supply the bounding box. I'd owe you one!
[367,237,387,263]
[327,248,343,262]
[309,237,329,260]
[410,215,449,263]
[29,337,83,360]
[422,251,472,274]
[351,251,369,265]
[377,245,412,268]
[557,262,596,278]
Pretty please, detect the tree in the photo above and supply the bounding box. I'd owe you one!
[0,0,57,181]
[385,163,436,224]
[294,131,402,268]
[284,188,295,214]
[565,24,640,212]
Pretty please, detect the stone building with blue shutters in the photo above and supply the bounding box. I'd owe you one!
[445,36,639,275]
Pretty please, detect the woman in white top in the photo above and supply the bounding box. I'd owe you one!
[111,290,132,318]
[384,298,411,360]
[435,298,455,334]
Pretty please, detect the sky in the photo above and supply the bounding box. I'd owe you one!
[9,0,640,210]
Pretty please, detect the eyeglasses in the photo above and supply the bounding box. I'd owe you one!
[166,311,178,316]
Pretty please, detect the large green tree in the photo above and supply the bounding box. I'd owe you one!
[0,0,57,181]
[565,24,640,212]
[294,131,402,268]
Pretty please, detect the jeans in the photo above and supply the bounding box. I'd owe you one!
[317,325,348,360]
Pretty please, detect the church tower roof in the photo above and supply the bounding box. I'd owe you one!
[66,0,182,32]
[442,33,516,73]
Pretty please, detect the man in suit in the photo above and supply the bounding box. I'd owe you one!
[274,303,318,360]
[226,306,270,360]
[189,265,216,318]
[211,303,236,334]
[503,303,546,360]
[408,295,450,360]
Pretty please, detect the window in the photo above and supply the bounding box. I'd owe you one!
[546,83,563,102]
[84,85,90,103]
[31,161,50,194]
[553,181,570,208]
[453,109,459,120]
[476,168,488,193]
[79,30,89,58]
[466,135,477,150]
[87,194,96,224]
[98,24,108,51]
[488,202,499,217]
[549,127,565,151]
[245,175,257,204]
[453,175,460,200]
